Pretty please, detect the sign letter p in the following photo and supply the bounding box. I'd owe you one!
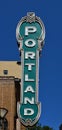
[25,26,37,36]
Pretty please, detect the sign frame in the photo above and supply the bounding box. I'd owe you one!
[16,12,45,126]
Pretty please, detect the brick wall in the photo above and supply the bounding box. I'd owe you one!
[0,77,16,130]
[0,76,26,130]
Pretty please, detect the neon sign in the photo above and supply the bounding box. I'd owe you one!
[16,12,45,126]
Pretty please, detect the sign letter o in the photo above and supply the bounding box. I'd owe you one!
[25,39,36,47]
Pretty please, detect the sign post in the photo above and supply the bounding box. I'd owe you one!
[16,12,45,126]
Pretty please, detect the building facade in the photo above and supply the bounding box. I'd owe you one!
[0,61,26,130]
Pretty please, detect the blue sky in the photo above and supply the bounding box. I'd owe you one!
[0,0,62,130]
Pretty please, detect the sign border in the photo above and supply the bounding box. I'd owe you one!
[16,12,45,126]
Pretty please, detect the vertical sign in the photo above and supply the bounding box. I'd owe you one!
[16,12,45,126]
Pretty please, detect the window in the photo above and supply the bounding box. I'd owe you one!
[3,70,8,75]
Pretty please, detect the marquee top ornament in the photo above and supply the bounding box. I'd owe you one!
[16,12,45,126]
[16,12,45,52]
